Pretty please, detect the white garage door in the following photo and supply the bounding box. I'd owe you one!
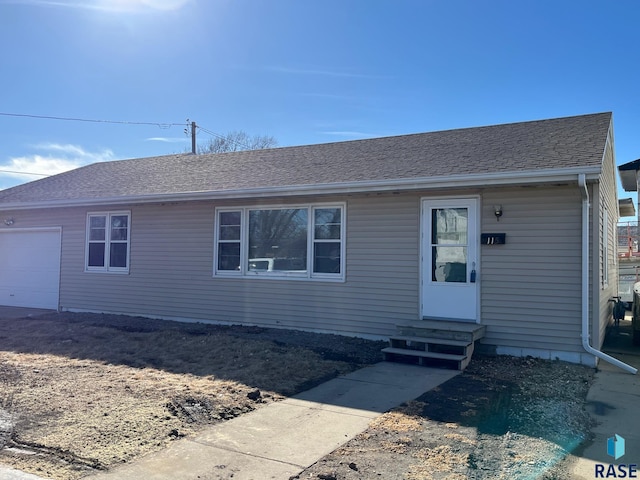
[0,228,61,309]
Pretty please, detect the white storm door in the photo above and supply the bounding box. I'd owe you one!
[421,198,479,322]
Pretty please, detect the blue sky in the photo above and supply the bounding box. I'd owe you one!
[1,0,639,216]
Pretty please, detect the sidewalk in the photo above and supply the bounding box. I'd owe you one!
[571,320,640,478]
[82,362,459,480]
[0,466,52,480]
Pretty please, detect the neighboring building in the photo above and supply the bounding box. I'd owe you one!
[618,161,640,308]
[0,112,622,366]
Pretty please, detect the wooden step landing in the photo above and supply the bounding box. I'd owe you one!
[389,335,471,348]
[382,347,467,369]
[383,320,485,371]
[397,320,486,343]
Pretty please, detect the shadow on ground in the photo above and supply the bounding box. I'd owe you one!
[390,353,594,455]
[602,317,640,356]
[0,312,386,396]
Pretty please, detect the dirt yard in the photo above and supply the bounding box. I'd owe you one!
[0,312,385,479]
[298,356,595,480]
[0,313,595,480]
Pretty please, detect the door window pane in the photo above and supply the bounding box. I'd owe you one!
[431,207,468,283]
[432,247,467,282]
[432,208,468,245]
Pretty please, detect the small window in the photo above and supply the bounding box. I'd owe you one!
[217,211,241,271]
[86,212,131,273]
[214,204,345,281]
[313,207,342,274]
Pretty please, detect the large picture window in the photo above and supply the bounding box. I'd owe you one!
[86,212,131,273]
[215,204,345,281]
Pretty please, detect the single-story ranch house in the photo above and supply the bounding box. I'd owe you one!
[0,112,628,369]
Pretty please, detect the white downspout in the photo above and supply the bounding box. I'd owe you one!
[579,173,637,374]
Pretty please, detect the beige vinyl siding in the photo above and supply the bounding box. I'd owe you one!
[595,129,618,349]
[480,186,583,352]
[0,183,596,357]
[2,194,420,338]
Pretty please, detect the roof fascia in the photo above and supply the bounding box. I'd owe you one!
[619,198,636,217]
[619,169,638,192]
[0,165,603,210]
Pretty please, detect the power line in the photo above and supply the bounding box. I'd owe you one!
[0,111,185,128]
[0,112,254,149]
[0,169,49,177]
[197,125,253,150]
[0,112,260,173]
[196,125,225,139]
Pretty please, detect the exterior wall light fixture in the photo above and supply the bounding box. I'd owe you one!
[4,218,15,226]
[493,205,503,221]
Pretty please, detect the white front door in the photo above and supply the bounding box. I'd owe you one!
[421,198,479,322]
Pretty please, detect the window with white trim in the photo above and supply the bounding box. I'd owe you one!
[86,212,131,273]
[214,204,345,280]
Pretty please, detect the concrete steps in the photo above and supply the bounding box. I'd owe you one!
[382,320,486,370]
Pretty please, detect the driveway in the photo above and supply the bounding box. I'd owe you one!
[0,306,55,320]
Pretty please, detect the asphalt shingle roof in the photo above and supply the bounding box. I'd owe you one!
[0,112,612,205]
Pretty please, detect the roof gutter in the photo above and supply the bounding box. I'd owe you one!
[579,173,636,374]
[0,166,603,211]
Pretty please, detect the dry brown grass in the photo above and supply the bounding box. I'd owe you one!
[0,312,385,479]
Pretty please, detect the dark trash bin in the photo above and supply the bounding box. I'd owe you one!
[632,282,640,345]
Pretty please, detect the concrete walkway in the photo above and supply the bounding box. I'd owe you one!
[0,306,55,320]
[0,466,53,480]
[571,321,640,478]
[82,362,458,480]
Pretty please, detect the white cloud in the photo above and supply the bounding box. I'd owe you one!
[264,66,390,80]
[140,0,191,10]
[0,144,115,184]
[14,0,193,13]
[320,131,379,139]
[146,137,189,143]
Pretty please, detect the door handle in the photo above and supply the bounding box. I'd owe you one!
[470,261,477,283]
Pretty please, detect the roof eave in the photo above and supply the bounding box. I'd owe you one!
[0,166,603,211]
[618,158,640,191]
[619,198,636,217]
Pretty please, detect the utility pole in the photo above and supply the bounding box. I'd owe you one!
[191,121,197,154]
[185,119,197,154]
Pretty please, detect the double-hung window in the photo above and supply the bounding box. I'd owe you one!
[214,204,345,281]
[86,212,131,273]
